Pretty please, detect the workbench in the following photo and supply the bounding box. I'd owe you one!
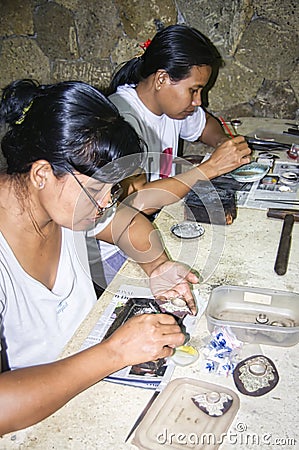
[1,118,298,450]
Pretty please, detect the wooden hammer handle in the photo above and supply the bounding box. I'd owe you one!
[274,214,295,275]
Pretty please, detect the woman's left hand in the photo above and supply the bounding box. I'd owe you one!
[149,261,199,315]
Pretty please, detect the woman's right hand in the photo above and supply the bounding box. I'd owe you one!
[105,313,185,367]
[200,135,252,179]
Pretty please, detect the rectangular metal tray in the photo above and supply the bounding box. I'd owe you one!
[206,285,299,347]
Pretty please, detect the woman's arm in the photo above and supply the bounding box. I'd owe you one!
[199,111,230,148]
[96,205,198,313]
[0,313,184,435]
[120,134,251,215]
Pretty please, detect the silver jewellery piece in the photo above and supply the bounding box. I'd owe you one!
[155,297,191,318]
[238,356,274,392]
[39,181,45,188]
[192,391,233,417]
[256,313,269,324]
[171,297,187,308]
[233,355,279,396]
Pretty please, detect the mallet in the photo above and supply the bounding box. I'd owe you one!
[267,208,299,275]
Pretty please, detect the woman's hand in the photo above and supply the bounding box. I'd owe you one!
[148,261,199,315]
[0,312,184,435]
[106,313,185,367]
[201,135,252,179]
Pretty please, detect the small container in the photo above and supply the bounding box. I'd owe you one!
[206,285,299,347]
[287,143,299,160]
[170,221,205,239]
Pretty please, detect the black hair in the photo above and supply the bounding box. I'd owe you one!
[109,24,222,94]
[0,79,146,183]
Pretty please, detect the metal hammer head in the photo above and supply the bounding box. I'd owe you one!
[267,209,299,221]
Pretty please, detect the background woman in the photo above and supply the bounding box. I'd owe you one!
[98,24,251,287]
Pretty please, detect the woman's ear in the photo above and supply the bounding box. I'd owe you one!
[30,160,53,190]
[155,70,169,91]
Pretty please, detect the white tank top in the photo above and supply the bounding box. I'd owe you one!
[0,227,97,369]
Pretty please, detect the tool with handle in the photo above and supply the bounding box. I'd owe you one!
[125,381,166,443]
[267,209,299,275]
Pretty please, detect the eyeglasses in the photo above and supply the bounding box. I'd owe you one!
[69,171,123,217]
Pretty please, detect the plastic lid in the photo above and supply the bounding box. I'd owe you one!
[132,377,240,450]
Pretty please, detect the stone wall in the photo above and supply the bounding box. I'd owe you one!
[0,0,298,120]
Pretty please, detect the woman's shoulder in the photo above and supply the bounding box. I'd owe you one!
[109,85,139,111]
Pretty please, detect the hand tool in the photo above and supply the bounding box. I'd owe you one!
[283,128,299,136]
[256,199,299,206]
[125,386,161,442]
[246,137,291,151]
[267,209,299,275]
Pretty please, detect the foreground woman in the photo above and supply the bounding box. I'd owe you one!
[0,79,197,434]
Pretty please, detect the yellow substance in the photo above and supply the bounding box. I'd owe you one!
[176,345,198,355]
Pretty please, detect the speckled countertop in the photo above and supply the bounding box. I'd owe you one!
[1,118,298,450]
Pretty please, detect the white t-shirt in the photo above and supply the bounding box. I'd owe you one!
[100,85,207,265]
[0,213,114,369]
[109,84,206,181]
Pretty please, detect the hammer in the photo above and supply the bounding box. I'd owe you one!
[267,208,299,275]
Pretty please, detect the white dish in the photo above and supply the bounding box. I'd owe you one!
[171,221,204,239]
[170,345,199,366]
[230,162,269,182]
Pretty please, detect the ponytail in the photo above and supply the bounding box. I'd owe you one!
[109,24,221,94]
[109,57,143,95]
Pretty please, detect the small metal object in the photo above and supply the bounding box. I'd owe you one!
[256,313,269,324]
[231,119,242,127]
[258,152,280,160]
[192,391,233,416]
[280,171,298,185]
[270,320,285,327]
[269,318,295,327]
[285,122,299,128]
[155,297,190,316]
[233,355,279,396]
[171,221,205,239]
[248,362,267,376]
[125,389,161,442]
[230,119,242,135]
[171,297,187,308]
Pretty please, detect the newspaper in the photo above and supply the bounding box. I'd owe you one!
[81,284,207,389]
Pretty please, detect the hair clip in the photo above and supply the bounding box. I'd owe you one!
[15,101,33,125]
